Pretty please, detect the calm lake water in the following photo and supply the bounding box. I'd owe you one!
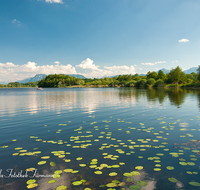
[1,88,200,190]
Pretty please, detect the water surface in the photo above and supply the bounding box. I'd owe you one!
[0,88,200,190]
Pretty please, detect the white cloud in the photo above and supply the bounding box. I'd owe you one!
[141,61,166,66]
[0,61,77,82]
[134,64,137,66]
[83,65,136,78]
[45,0,64,3]
[76,58,99,70]
[141,62,155,66]
[12,19,21,26]
[172,60,178,63]
[178,38,189,42]
[54,61,60,64]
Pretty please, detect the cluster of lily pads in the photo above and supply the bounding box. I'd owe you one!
[1,114,200,189]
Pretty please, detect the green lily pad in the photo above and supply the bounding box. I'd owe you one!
[136,181,147,186]
[26,179,36,184]
[50,162,56,166]
[41,156,50,159]
[109,172,117,176]
[64,169,73,173]
[38,161,46,165]
[131,171,140,176]
[126,178,134,182]
[76,157,83,160]
[94,171,102,174]
[129,185,141,190]
[106,183,117,187]
[135,166,143,170]
[189,182,200,186]
[52,174,60,179]
[72,181,82,186]
[54,170,62,174]
[123,173,132,177]
[112,180,120,183]
[168,177,178,183]
[166,166,174,170]
[56,185,67,189]
[27,184,38,189]
[48,180,56,184]
[71,170,79,173]
[79,164,86,167]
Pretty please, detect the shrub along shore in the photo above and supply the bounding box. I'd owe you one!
[1,66,200,88]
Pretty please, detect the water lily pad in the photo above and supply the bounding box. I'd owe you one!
[48,180,56,183]
[166,166,174,170]
[27,184,38,189]
[50,162,56,166]
[112,180,120,183]
[131,171,140,176]
[106,183,117,187]
[109,172,117,176]
[26,179,36,184]
[71,170,79,173]
[56,185,67,189]
[54,170,62,174]
[94,171,102,174]
[123,173,132,177]
[64,169,73,173]
[135,166,143,170]
[136,181,147,186]
[72,181,82,186]
[38,161,46,165]
[129,185,141,190]
[154,168,161,171]
[168,177,178,183]
[189,182,200,186]
[52,174,60,179]
[76,157,83,160]
[126,178,134,182]
[79,164,86,167]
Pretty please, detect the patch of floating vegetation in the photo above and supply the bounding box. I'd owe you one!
[5,114,200,189]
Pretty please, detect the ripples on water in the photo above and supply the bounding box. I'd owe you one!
[0,88,200,190]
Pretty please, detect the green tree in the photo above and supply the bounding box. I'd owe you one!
[157,70,166,81]
[146,71,158,80]
[146,78,156,87]
[166,66,183,84]
[197,65,200,81]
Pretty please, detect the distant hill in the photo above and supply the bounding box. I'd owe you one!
[17,74,47,83]
[16,74,86,83]
[183,67,198,74]
[159,68,170,74]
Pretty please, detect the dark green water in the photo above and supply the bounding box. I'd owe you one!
[0,88,200,190]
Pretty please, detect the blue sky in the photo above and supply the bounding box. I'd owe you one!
[0,0,200,82]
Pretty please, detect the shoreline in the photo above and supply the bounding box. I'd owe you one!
[1,85,200,89]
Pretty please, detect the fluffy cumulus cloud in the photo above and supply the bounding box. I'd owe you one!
[0,61,77,83]
[172,60,178,63]
[82,65,136,78]
[141,61,166,66]
[54,61,60,64]
[178,38,189,42]
[76,58,99,70]
[45,0,63,3]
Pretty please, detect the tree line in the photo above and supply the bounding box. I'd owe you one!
[1,65,200,88]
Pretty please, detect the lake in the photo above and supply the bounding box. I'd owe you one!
[0,87,200,190]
